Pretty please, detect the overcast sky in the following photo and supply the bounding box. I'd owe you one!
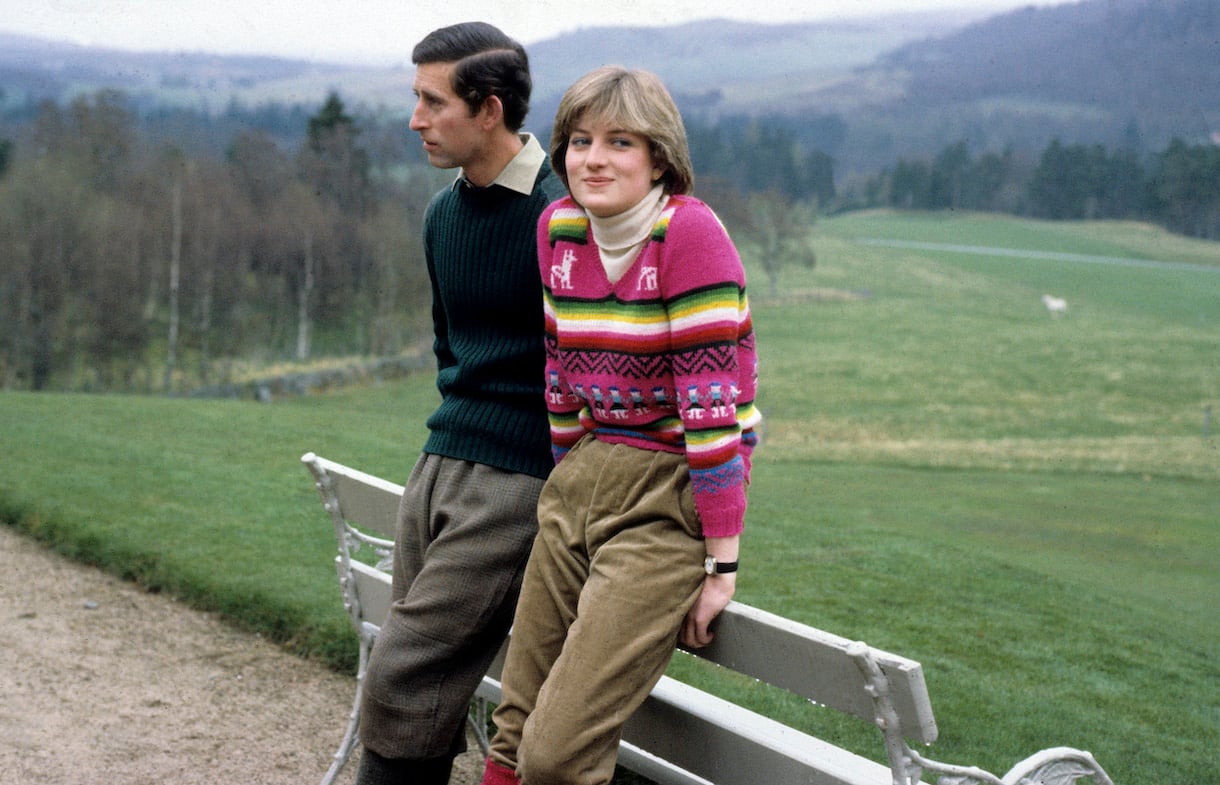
[2,0,1064,66]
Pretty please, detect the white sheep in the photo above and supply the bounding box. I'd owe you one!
[1041,294,1068,316]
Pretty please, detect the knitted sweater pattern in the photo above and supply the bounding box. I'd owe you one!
[422,165,567,480]
[539,194,760,537]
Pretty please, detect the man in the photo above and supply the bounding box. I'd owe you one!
[355,22,565,785]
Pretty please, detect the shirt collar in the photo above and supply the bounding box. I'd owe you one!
[453,133,547,195]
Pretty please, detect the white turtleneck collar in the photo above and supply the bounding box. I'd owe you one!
[588,184,669,284]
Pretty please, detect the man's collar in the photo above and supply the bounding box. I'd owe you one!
[454,134,547,195]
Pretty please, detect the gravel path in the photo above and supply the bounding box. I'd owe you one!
[0,524,482,785]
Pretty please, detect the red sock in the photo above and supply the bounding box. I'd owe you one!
[480,756,521,785]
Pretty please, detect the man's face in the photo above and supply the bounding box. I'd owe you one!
[409,61,483,171]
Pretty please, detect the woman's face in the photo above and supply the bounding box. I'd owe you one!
[565,115,664,218]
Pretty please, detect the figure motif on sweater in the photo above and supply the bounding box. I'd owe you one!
[551,249,576,291]
[538,194,760,538]
[637,265,658,292]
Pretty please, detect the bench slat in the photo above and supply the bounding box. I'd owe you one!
[475,673,917,785]
[692,603,938,745]
[310,454,403,539]
[631,676,916,785]
[346,559,392,627]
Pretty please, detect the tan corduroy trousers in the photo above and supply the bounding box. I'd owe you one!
[489,436,707,785]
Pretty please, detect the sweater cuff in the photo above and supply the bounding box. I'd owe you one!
[695,489,746,538]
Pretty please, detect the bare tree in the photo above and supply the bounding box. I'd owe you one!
[268,181,333,362]
[185,161,244,384]
[164,172,183,392]
[698,178,817,298]
[80,195,148,390]
[227,129,293,214]
[747,190,818,298]
[0,158,90,389]
[360,207,430,355]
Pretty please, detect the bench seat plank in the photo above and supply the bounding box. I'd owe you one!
[345,559,392,627]
[476,673,921,785]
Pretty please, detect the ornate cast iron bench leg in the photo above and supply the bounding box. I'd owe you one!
[321,621,376,785]
[847,642,1115,785]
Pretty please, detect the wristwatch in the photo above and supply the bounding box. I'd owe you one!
[704,555,738,575]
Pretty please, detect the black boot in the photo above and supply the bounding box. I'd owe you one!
[355,747,455,785]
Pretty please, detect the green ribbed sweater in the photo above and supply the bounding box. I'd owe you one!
[421,162,567,480]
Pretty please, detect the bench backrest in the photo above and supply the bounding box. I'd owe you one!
[303,452,938,785]
[686,602,937,744]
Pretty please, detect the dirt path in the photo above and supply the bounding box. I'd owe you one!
[0,524,482,785]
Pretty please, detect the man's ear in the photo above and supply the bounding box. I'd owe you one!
[478,95,505,131]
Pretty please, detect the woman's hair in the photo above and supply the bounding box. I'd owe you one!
[412,22,532,132]
[550,66,693,195]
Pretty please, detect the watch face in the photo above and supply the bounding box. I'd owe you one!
[704,556,716,575]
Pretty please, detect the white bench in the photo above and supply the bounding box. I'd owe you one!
[303,452,1115,785]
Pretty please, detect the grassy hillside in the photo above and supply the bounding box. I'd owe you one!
[2,212,1216,784]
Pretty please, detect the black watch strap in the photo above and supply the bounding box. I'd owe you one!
[704,555,738,575]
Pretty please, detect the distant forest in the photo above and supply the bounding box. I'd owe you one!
[0,87,1217,393]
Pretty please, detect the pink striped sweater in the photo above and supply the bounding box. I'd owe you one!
[538,194,760,537]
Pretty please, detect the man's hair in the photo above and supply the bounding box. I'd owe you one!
[550,66,694,196]
[412,22,532,132]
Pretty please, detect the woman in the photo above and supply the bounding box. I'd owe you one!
[480,66,760,785]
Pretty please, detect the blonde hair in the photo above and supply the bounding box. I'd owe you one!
[550,66,693,195]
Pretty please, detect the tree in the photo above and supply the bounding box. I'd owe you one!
[33,91,138,195]
[929,141,971,210]
[889,159,932,209]
[700,179,817,299]
[1149,138,1220,239]
[181,159,249,384]
[300,91,370,217]
[687,116,837,207]
[799,148,837,209]
[165,165,183,392]
[963,147,1015,212]
[1100,147,1147,219]
[748,191,818,298]
[0,158,91,389]
[226,129,293,214]
[267,181,334,361]
[1027,139,1116,220]
[79,195,149,390]
[360,207,431,355]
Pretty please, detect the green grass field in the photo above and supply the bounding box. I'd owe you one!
[2,210,1216,784]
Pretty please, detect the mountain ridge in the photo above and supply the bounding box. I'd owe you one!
[1,0,1215,173]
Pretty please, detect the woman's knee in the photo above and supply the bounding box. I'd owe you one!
[519,748,612,785]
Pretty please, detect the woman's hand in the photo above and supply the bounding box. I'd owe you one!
[680,572,736,648]
[680,534,739,649]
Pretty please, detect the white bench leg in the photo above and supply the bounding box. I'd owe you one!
[321,639,371,785]
[468,696,492,755]
[1000,747,1115,785]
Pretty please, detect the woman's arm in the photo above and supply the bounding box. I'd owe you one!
[680,534,739,648]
